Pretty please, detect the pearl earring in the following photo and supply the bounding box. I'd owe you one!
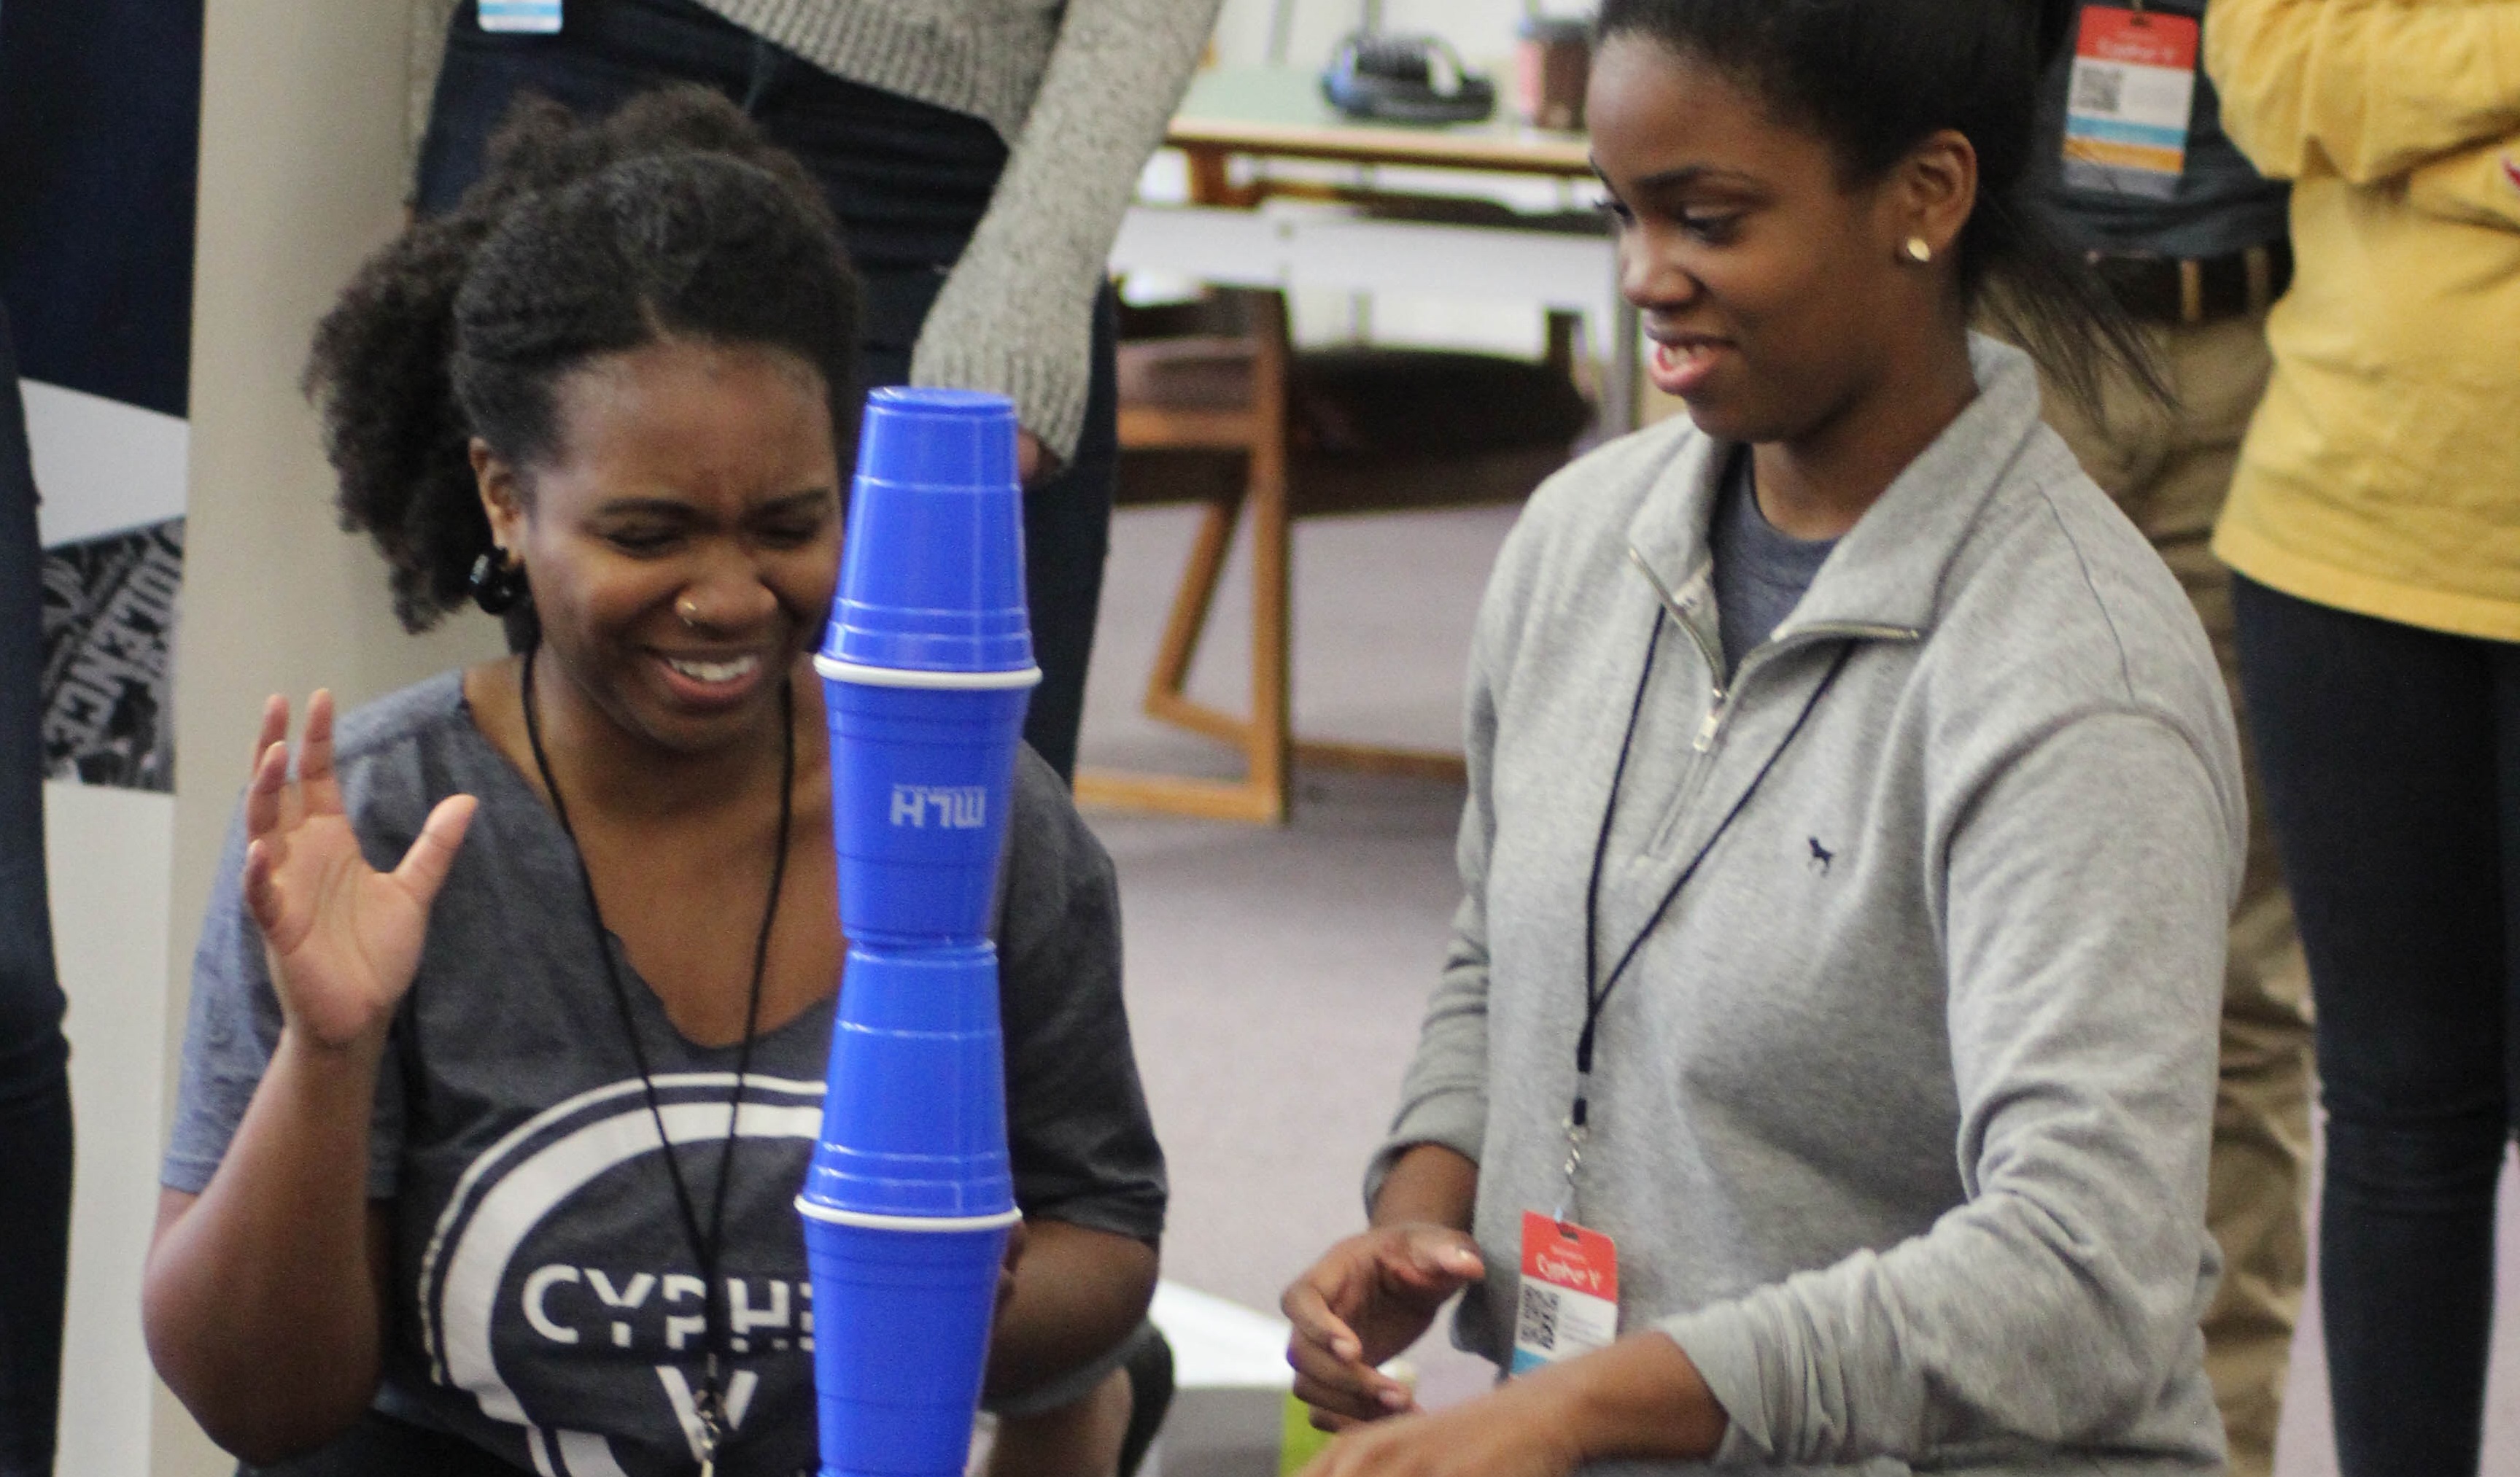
[1904,236,1934,264]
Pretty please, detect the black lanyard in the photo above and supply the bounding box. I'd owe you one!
[521,646,792,1470]
[1571,608,1855,1139]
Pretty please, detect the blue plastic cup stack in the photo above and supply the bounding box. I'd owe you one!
[802,388,1036,1477]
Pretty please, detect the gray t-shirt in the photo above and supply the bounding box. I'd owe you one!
[167,672,1164,1477]
[1709,450,1837,676]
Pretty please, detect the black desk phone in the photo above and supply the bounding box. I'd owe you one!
[1320,31,1498,125]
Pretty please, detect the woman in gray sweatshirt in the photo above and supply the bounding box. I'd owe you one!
[1283,1,2242,1473]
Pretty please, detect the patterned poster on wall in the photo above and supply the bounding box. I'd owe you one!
[1,0,206,791]
[39,519,182,791]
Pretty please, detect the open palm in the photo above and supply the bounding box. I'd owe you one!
[243,691,476,1050]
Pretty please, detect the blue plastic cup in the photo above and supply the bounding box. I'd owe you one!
[821,387,1039,944]
[800,1212,1015,1477]
[821,676,1032,945]
[802,945,1014,1220]
[828,387,1034,677]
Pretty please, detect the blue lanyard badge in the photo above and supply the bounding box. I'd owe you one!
[479,0,562,34]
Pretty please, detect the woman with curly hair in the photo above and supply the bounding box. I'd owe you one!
[140,89,1167,1477]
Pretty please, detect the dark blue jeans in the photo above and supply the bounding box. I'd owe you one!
[0,301,71,1477]
[412,0,1116,782]
[2234,574,2520,1477]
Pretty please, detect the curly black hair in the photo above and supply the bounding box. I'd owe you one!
[306,85,861,638]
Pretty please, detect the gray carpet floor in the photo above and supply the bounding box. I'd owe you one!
[1075,501,2520,1470]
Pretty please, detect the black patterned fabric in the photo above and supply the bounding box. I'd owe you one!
[39,519,182,792]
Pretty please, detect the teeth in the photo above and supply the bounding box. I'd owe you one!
[666,654,759,683]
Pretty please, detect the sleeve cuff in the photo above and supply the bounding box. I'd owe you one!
[1654,1302,1776,1464]
[1360,1090,1486,1216]
[911,325,1093,465]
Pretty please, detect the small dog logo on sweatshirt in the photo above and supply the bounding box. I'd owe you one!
[1807,837,1834,875]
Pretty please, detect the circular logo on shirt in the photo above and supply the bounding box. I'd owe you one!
[414,1073,826,1476]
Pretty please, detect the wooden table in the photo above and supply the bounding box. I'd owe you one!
[1127,66,1640,433]
[1166,65,1595,188]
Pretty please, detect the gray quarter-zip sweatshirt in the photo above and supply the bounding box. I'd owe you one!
[1377,338,2241,1473]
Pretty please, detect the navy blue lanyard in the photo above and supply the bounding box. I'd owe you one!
[1572,611,1854,1131]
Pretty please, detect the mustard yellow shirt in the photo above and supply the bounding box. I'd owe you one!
[2205,0,2520,641]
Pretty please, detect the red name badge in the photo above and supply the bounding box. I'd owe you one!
[2079,4,2199,69]
[2063,5,2201,199]
[1511,1212,1619,1374]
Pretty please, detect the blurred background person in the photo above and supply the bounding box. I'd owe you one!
[2205,1,2520,1473]
[2025,4,2309,1470]
[0,300,72,1477]
[408,0,1224,785]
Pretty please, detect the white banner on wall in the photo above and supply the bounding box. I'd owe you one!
[25,381,189,550]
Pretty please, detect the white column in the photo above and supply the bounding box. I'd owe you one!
[123,3,500,1473]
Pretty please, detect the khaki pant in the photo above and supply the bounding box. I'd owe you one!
[2035,316,2315,1477]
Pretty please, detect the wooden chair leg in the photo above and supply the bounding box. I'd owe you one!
[1139,493,1261,751]
[1143,492,1241,718]
[1075,289,1298,824]
[1076,486,1290,824]
[1241,430,1292,821]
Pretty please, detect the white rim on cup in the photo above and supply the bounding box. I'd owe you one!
[794,1198,1026,1232]
[813,655,1043,691]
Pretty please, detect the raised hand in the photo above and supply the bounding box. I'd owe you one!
[1283,1223,1486,1430]
[241,691,476,1050]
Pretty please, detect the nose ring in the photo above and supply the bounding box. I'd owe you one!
[676,597,702,628]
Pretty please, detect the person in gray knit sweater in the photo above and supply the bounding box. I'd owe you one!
[1283,2,2241,1473]
[414,0,1224,783]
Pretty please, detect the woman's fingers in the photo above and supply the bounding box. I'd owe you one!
[244,737,290,842]
[250,695,287,778]
[241,837,281,938]
[298,689,344,815]
[1282,1275,1365,1364]
[1391,1228,1486,1291]
[1296,1387,1372,1433]
[391,794,477,907]
[1287,1318,1410,1419]
[1290,1362,1391,1427]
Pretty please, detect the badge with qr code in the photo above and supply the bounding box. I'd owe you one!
[478,0,562,34]
[1511,1211,1619,1375]
[2062,4,2201,200]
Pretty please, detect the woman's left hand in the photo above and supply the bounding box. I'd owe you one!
[1295,1382,1583,1477]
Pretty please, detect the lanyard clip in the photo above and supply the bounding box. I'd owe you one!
[694,1354,726,1472]
[1556,1106,1589,1223]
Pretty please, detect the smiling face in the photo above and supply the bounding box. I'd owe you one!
[1589,34,1969,449]
[478,337,842,756]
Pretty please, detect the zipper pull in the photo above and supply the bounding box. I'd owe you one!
[1694,698,1729,751]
